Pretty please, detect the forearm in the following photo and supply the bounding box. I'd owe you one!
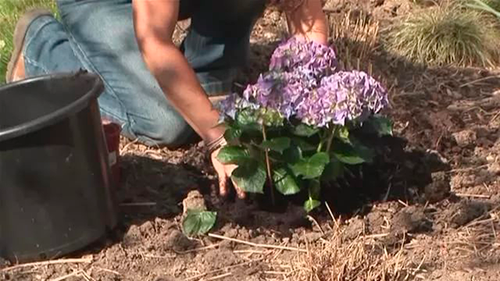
[132,0,224,143]
[141,43,224,143]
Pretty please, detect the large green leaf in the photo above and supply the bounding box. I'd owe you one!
[231,159,267,193]
[291,123,319,137]
[291,152,330,179]
[182,210,217,236]
[273,167,300,195]
[216,146,249,164]
[333,141,374,165]
[261,137,291,153]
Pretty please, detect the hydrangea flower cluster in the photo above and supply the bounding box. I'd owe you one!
[296,71,389,127]
[219,37,388,128]
[270,37,338,79]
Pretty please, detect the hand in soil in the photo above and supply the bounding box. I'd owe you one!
[210,146,246,199]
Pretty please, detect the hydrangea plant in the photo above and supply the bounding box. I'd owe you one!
[217,37,392,212]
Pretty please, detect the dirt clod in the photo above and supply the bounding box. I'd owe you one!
[390,206,433,234]
[424,171,451,203]
[452,129,477,147]
[343,217,366,240]
[442,200,489,228]
[163,229,195,252]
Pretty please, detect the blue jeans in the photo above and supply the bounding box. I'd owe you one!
[23,0,266,147]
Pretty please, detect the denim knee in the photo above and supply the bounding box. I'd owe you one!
[122,114,195,148]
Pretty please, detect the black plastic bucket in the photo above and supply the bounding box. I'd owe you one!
[0,72,118,262]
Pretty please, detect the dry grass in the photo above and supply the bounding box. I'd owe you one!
[287,218,422,280]
[327,11,380,72]
[383,2,500,67]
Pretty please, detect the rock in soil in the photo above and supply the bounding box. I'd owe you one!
[452,129,477,147]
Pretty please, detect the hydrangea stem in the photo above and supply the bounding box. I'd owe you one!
[262,125,276,206]
[326,126,337,153]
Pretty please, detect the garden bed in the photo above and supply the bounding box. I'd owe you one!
[1,1,499,280]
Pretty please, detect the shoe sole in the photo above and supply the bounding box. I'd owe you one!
[6,9,52,83]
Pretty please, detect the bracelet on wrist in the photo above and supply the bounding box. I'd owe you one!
[205,134,227,156]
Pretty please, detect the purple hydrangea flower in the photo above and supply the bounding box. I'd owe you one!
[270,37,338,79]
[296,71,388,127]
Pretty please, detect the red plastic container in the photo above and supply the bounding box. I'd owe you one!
[102,120,121,186]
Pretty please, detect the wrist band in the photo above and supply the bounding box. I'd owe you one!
[205,134,227,155]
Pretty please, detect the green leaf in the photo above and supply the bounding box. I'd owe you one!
[322,159,345,181]
[216,146,249,164]
[333,141,374,165]
[291,152,330,179]
[368,116,393,137]
[283,145,303,164]
[273,167,301,195]
[231,159,266,193]
[333,136,376,165]
[261,137,291,153]
[292,137,316,152]
[236,110,261,133]
[182,210,217,236]
[304,198,321,213]
[291,123,319,137]
[224,126,242,142]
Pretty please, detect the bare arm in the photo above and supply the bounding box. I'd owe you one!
[283,0,329,44]
[132,0,224,143]
[132,0,245,198]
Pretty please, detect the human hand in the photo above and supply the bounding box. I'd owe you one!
[210,147,246,199]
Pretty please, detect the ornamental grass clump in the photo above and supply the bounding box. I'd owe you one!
[217,37,392,212]
[383,4,500,67]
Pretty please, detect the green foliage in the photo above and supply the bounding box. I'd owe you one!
[182,210,217,236]
[383,3,500,67]
[219,115,393,212]
[468,0,500,18]
[0,0,58,84]
[290,152,330,179]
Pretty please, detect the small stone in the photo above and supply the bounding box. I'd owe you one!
[452,129,477,147]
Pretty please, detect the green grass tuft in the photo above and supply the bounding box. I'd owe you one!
[0,0,57,84]
[383,3,500,67]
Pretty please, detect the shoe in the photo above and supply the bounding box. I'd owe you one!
[6,8,53,83]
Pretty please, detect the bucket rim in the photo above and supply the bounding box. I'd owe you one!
[0,71,104,142]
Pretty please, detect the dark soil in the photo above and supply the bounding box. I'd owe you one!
[1,1,500,280]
